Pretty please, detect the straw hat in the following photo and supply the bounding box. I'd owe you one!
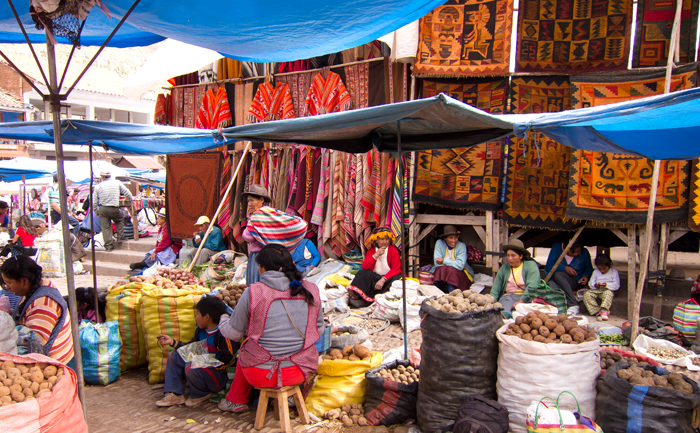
[100,171,111,178]
[195,216,210,225]
[155,208,166,218]
[501,238,530,257]
[440,225,460,238]
[241,184,271,203]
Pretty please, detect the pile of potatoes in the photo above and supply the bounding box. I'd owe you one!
[505,312,598,344]
[117,269,203,290]
[600,350,652,370]
[375,364,419,384]
[424,289,502,314]
[324,404,369,427]
[0,360,65,406]
[617,366,694,394]
[322,344,371,361]
[213,283,246,309]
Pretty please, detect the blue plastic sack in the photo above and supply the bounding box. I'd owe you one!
[79,320,121,385]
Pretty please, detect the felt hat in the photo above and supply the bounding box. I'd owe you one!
[156,208,166,218]
[241,184,271,203]
[195,216,210,225]
[501,238,530,257]
[100,171,111,178]
[440,225,460,238]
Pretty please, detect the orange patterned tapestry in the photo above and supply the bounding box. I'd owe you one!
[567,65,696,223]
[414,0,514,77]
[689,159,700,231]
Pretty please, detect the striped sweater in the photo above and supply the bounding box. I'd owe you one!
[19,294,74,364]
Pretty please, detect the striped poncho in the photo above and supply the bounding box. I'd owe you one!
[247,206,308,251]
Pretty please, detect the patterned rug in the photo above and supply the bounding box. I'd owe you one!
[689,159,700,231]
[516,0,633,73]
[413,78,506,210]
[414,0,514,77]
[633,0,699,67]
[166,153,222,240]
[504,76,578,229]
[567,66,696,223]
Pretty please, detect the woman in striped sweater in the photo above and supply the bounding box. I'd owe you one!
[1,255,73,364]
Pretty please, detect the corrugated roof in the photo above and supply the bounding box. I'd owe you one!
[0,90,24,110]
[114,155,164,169]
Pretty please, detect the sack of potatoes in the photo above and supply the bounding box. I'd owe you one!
[321,344,371,361]
[505,311,598,344]
[424,289,502,314]
[0,360,66,406]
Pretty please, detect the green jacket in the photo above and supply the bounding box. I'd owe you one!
[490,260,541,302]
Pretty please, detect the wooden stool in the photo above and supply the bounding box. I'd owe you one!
[253,385,310,432]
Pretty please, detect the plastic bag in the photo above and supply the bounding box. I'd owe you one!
[364,360,419,426]
[177,339,223,369]
[673,298,700,342]
[16,325,45,356]
[369,293,401,322]
[105,282,154,371]
[632,334,692,366]
[526,391,603,433]
[0,312,17,355]
[305,351,383,416]
[398,297,426,333]
[34,239,65,277]
[496,324,600,433]
[79,320,121,385]
[417,300,504,433]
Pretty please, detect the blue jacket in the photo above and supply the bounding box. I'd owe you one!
[291,239,321,272]
[544,242,593,279]
[432,239,475,277]
[194,226,226,252]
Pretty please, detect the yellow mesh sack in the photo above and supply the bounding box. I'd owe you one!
[105,282,155,372]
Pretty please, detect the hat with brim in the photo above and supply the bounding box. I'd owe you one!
[241,184,271,203]
[501,238,530,257]
[156,208,166,218]
[195,216,210,226]
[440,225,460,238]
[100,171,111,178]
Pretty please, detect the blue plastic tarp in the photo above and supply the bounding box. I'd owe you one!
[0,157,55,180]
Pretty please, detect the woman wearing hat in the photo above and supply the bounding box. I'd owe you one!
[130,208,182,271]
[347,227,402,307]
[490,238,541,318]
[431,225,475,293]
[241,185,273,285]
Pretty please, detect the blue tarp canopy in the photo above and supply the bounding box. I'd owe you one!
[0,0,444,62]
[0,157,55,180]
[0,90,699,159]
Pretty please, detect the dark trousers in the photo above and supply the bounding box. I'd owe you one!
[98,206,124,249]
[551,271,583,307]
[163,349,228,398]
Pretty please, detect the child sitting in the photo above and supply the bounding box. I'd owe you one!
[156,296,239,408]
[584,254,620,321]
[75,287,105,323]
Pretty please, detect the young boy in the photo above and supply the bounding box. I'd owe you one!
[584,254,620,321]
[156,296,239,407]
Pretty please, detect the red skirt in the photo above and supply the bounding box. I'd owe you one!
[433,266,472,292]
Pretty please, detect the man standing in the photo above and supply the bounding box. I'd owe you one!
[48,175,79,229]
[179,216,226,265]
[93,171,133,252]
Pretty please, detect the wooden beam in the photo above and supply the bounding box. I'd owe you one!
[628,226,637,320]
[544,226,585,283]
[610,228,628,245]
[473,225,487,245]
[485,211,494,268]
[511,227,529,239]
[522,230,559,249]
[492,218,501,275]
[668,229,686,244]
[652,224,670,319]
[649,227,662,319]
[416,214,487,225]
[416,224,437,244]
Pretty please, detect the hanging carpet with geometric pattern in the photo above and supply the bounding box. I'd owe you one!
[633,0,699,67]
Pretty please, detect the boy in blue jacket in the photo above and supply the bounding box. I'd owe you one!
[544,241,593,314]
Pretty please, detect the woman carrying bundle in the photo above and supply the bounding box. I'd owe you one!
[217,244,323,413]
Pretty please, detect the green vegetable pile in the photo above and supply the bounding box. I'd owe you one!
[599,333,626,345]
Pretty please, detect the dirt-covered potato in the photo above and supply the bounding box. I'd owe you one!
[43,365,57,378]
[353,344,370,359]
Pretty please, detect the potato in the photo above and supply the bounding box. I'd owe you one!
[522,333,533,341]
[2,379,11,387]
[653,376,668,387]
[539,326,550,337]
[348,354,360,361]
[17,365,29,375]
[618,369,633,380]
[30,382,39,394]
[515,316,524,325]
[329,349,343,360]
[0,386,8,397]
[324,409,341,420]
[534,335,547,343]
[39,383,49,390]
[0,371,5,381]
[9,383,22,394]
[321,355,332,360]
[353,344,370,359]
[358,416,369,426]
[553,325,566,337]
[675,382,694,394]
[23,388,33,398]
[520,323,531,333]
[35,389,51,398]
[342,346,354,357]
[531,318,543,329]
[341,415,353,427]
[1,361,15,371]
[12,376,23,386]
[47,376,58,386]
[561,334,573,344]
[43,366,57,378]
[21,380,31,390]
[11,391,25,402]
[7,368,21,380]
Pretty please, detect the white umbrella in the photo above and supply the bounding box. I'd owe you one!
[63,160,129,184]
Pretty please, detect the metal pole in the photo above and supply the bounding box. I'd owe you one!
[89,142,98,323]
[45,37,86,415]
[21,174,25,215]
[631,0,682,344]
[188,142,252,272]
[398,120,408,360]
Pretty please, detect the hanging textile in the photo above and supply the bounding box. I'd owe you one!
[390,155,406,247]
[344,153,357,246]
[361,150,382,225]
[154,94,169,125]
[247,82,296,122]
[166,153,222,240]
[414,0,515,77]
[171,84,215,128]
[689,159,700,231]
[516,0,633,73]
[633,0,699,67]
[368,59,387,107]
[504,76,577,230]
[344,63,370,109]
[216,58,243,80]
[276,72,314,117]
[195,87,233,130]
[567,65,696,223]
[412,78,506,211]
[379,155,394,229]
[305,71,352,115]
[311,150,329,227]
[354,153,366,246]
[330,152,350,256]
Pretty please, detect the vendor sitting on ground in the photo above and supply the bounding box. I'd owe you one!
[584,254,620,321]
[545,240,593,315]
[217,244,322,413]
[347,227,402,307]
[431,225,475,293]
[1,215,38,257]
[291,237,321,277]
[1,255,74,363]
[156,296,239,408]
[129,208,181,271]
[490,239,541,319]
[179,216,227,266]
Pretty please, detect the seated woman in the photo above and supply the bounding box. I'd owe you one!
[432,225,474,293]
[217,244,323,413]
[1,215,39,257]
[544,240,593,315]
[129,208,181,271]
[1,255,74,363]
[490,239,541,319]
[291,238,321,277]
[347,227,402,307]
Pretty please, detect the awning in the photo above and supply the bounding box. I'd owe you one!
[0,157,56,180]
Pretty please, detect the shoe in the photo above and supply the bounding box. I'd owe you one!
[288,396,296,408]
[597,312,604,322]
[105,246,114,252]
[600,311,609,321]
[185,393,212,407]
[155,392,185,407]
[566,306,580,316]
[218,398,250,413]
[129,262,142,270]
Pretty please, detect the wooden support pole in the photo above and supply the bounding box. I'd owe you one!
[628,226,637,319]
[652,223,670,318]
[492,218,501,275]
[188,142,251,272]
[486,211,494,269]
[544,226,585,283]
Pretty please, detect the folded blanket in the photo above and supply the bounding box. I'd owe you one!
[248,206,308,251]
